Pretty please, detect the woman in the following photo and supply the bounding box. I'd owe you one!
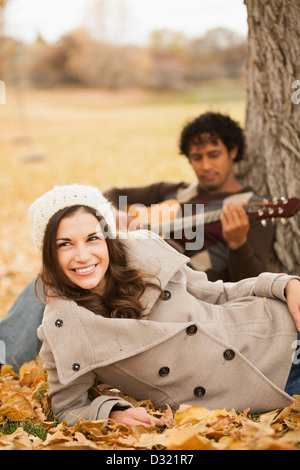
[29,184,300,428]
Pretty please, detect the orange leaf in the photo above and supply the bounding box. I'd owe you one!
[0,393,35,422]
[19,360,46,388]
[175,405,233,425]
[166,426,219,450]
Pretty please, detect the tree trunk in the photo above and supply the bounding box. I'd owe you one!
[238,0,300,274]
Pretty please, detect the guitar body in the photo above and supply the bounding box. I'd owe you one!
[127,199,189,253]
[127,199,180,229]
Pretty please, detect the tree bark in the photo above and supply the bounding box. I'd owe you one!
[238,0,300,274]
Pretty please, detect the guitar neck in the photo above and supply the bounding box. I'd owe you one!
[138,196,300,234]
[146,207,224,234]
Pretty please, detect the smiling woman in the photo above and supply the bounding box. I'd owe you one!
[30,184,161,319]
[55,207,110,292]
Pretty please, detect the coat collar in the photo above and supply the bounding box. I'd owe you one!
[120,230,188,279]
[119,230,188,311]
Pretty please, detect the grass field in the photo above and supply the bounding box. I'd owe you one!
[0,81,246,318]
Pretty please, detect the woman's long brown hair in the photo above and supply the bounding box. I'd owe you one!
[37,205,161,319]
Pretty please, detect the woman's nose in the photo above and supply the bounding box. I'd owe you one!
[74,243,90,262]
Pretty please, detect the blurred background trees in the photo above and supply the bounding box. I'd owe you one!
[0,25,246,90]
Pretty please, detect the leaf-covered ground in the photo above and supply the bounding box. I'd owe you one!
[0,359,300,450]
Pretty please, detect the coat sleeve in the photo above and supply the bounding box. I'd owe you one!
[183,264,300,305]
[38,327,133,426]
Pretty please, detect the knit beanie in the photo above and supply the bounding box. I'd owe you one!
[28,184,117,249]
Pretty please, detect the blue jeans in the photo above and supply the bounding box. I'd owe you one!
[0,276,45,369]
[285,332,300,396]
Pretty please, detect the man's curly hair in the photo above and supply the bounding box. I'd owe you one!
[179,112,245,162]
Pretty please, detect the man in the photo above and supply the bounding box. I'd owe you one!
[0,112,273,368]
[104,112,274,282]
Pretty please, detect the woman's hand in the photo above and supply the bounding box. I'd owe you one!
[110,406,164,428]
[285,279,300,330]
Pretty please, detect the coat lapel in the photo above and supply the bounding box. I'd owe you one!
[120,231,188,312]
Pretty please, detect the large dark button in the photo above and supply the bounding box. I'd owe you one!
[72,363,81,371]
[159,366,170,377]
[55,319,63,328]
[186,324,197,335]
[223,349,235,361]
[194,386,206,398]
[161,290,171,301]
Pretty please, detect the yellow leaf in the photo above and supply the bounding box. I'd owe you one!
[32,380,49,402]
[19,360,46,388]
[0,393,35,422]
[175,405,232,425]
[166,425,218,450]
[0,364,18,378]
[0,428,35,450]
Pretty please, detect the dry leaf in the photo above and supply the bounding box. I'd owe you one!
[175,405,234,425]
[0,360,300,450]
[0,428,36,450]
[166,425,220,450]
[0,392,36,422]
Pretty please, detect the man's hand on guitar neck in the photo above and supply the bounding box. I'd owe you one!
[220,202,250,250]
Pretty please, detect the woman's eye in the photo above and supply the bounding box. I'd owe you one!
[87,236,100,242]
[88,233,104,242]
[57,242,71,249]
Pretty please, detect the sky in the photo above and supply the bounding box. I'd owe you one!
[3,0,248,45]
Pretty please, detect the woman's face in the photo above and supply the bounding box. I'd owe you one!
[56,208,109,291]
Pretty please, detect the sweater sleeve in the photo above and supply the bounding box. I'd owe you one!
[227,216,274,282]
[103,181,184,209]
[38,328,133,426]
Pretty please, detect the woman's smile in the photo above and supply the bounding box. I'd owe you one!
[72,263,98,275]
[56,208,110,290]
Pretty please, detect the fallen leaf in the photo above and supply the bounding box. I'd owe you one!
[0,393,36,422]
[175,405,234,425]
[0,428,36,450]
[166,424,221,450]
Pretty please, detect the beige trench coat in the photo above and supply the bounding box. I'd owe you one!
[38,231,299,425]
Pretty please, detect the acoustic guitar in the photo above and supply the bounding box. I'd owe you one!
[127,196,300,236]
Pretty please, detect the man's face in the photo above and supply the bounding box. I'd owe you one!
[188,136,238,193]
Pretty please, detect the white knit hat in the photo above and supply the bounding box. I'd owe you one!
[28,184,116,249]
